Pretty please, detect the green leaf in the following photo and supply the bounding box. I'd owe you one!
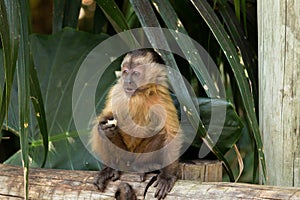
[4,28,110,170]
[122,0,139,28]
[241,0,247,35]
[0,0,20,132]
[217,1,258,107]
[95,0,130,32]
[53,0,82,32]
[130,0,235,181]
[151,0,220,97]
[62,0,81,29]
[29,63,49,167]
[198,98,243,154]
[17,0,31,198]
[1,0,49,170]
[30,28,109,169]
[190,0,266,182]
[233,0,241,21]
[53,0,66,33]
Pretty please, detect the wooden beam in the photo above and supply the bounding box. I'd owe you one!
[0,164,300,199]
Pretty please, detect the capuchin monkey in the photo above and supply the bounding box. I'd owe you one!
[91,49,182,199]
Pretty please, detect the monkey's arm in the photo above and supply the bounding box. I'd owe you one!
[91,89,130,191]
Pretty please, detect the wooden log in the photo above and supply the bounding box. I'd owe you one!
[0,164,299,200]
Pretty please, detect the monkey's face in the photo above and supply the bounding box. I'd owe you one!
[120,50,168,96]
[121,65,146,95]
[121,52,153,95]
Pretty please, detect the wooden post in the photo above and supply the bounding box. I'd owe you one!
[258,0,300,186]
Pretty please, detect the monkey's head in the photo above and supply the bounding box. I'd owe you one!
[120,49,167,95]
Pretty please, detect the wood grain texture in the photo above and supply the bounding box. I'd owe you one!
[0,164,299,199]
[258,0,300,186]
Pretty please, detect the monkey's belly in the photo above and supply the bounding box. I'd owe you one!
[120,132,165,153]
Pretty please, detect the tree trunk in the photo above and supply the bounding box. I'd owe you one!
[258,0,300,186]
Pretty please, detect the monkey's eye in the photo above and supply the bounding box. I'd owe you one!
[122,69,129,75]
[132,71,140,77]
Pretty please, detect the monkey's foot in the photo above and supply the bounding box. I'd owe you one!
[115,183,137,200]
[93,167,120,191]
[154,173,177,200]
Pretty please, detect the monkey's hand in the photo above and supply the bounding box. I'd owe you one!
[94,167,120,191]
[98,116,118,138]
[154,173,177,200]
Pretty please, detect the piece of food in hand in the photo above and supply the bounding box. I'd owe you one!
[106,119,117,126]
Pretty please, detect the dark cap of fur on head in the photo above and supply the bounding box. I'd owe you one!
[127,49,165,65]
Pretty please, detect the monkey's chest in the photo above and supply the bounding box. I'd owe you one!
[117,97,165,152]
[120,132,164,153]
[120,133,144,152]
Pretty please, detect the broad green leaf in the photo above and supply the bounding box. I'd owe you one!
[5,28,110,170]
[190,0,266,182]
[198,98,243,154]
[130,0,234,181]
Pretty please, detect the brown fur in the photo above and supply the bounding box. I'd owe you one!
[91,49,182,199]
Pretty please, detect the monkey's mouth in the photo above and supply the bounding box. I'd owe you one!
[125,88,136,94]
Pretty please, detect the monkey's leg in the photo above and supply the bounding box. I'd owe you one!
[94,166,120,191]
[134,135,178,199]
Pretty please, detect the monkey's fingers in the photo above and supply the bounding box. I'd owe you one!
[139,173,146,182]
[154,175,176,199]
[102,123,116,130]
[99,116,114,125]
[111,170,121,181]
[98,122,117,137]
[93,175,106,191]
[94,167,117,191]
[154,182,168,200]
